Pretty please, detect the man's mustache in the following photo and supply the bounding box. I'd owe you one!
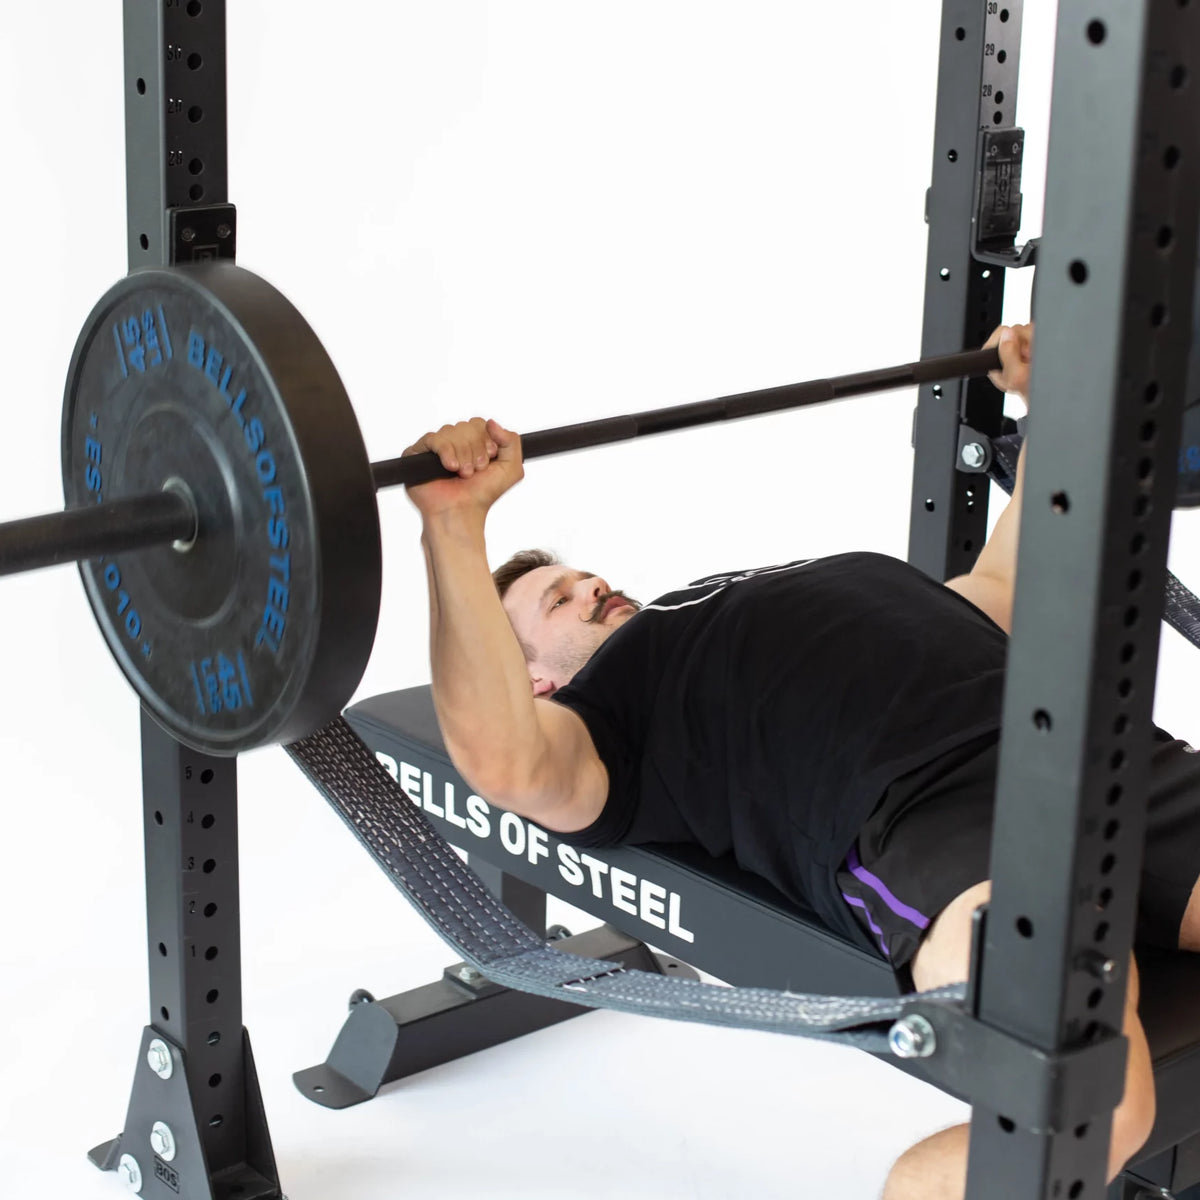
[583,591,641,624]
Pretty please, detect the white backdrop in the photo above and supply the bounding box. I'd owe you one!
[0,3,1197,1198]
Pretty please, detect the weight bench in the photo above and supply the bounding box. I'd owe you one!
[292,686,1200,1199]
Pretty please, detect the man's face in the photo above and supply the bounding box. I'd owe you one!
[501,566,640,696]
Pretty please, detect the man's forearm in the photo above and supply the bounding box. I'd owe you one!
[973,438,1027,587]
[421,511,545,798]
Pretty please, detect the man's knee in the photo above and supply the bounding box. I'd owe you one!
[911,881,992,992]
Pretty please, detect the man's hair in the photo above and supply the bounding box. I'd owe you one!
[492,548,560,600]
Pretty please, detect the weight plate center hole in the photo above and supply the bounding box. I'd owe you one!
[163,477,200,553]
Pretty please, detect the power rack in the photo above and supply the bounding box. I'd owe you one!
[76,3,1200,1199]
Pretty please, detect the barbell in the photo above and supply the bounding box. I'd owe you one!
[4,263,1001,755]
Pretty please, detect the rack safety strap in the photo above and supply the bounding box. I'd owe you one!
[286,718,965,1051]
[989,433,1200,650]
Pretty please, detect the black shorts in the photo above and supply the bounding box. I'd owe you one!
[835,729,1200,992]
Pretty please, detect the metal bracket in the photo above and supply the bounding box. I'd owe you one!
[973,128,1039,268]
[170,203,237,264]
[900,997,1127,1136]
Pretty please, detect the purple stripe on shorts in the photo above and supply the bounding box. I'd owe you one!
[841,893,890,958]
[846,845,931,931]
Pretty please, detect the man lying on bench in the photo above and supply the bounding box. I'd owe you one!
[403,323,1200,1199]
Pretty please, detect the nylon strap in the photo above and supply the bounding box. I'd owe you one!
[286,718,964,1052]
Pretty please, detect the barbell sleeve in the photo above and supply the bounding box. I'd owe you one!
[370,345,1003,490]
[0,344,1002,577]
[0,490,196,578]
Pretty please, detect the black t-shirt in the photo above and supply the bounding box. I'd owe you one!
[551,552,1009,935]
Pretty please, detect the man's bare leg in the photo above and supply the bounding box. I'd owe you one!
[882,882,1156,1200]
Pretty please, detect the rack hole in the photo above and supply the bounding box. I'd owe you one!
[998,1116,1016,1133]
[207,1032,221,1046]
[1107,785,1123,807]
[136,78,147,95]
[1165,145,1182,169]
[1095,922,1110,943]
[1016,916,1034,938]
[995,91,1005,104]
[205,946,218,961]
[1131,532,1147,555]
[158,943,168,957]
[188,105,205,124]
[1123,606,1140,628]
[209,1115,223,1129]
[1087,989,1103,1010]
[1151,303,1168,327]
[1145,382,1161,406]
[1157,226,1175,250]
[1069,1181,1084,1199]
[1118,678,1133,699]
[187,52,203,71]
[925,499,936,513]
[948,149,958,162]
[955,26,966,40]
[939,268,951,281]
[1140,421,1157,445]
[140,234,150,250]
[1104,819,1120,841]
[1114,714,1130,735]
[1000,8,1010,20]
[1069,260,1089,284]
[203,903,218,918]
[189,184,205,202]
[200,769,214,785]
[1134,495,1151,518]
[993,110,1003,124]
[209,1073,222,1088]
[1137,458,1154,482]
[187,0,203,14]
[997,49,1007,63]
[1100,854,1117,876]
[1087,20,1106,44]
[1171,64,1189,89]
[203,859,216,874]
[154,811,164,825]
[1098,887,1114,909]
[1074,1123,1089,1139]
[161,1006,170,1021]
[1051,491,1070,514]
[1111,749,1126,771]
[1033,709,1053,732]
[201,814,215,828]
[206,989,220,1004]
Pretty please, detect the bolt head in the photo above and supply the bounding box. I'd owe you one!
[150,1121,177,1161]
[147,1039,173,1080]
[217,223,232,239]
[961,442,987,469]
[458,966,481,983]
[889,1015,937,1060]
[1102,959,1118,982]
[118,1153,143,1192]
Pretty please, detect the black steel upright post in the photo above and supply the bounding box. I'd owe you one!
[909,0,1024,580]
[88,3,277,1197]
[966,2,1200,1196]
